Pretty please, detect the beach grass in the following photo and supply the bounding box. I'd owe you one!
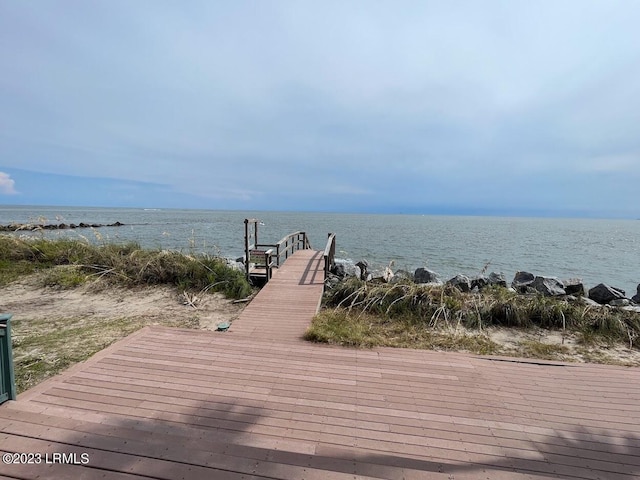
[305,278,640,362]
[0,235,251,299]
[1,235,252,393]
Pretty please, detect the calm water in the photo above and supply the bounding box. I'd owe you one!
[1,205,639,295]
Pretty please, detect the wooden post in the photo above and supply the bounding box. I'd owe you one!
[244,219,250,280]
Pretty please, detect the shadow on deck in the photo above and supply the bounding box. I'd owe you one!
[2,326,640,479]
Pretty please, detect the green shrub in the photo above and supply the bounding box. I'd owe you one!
[0,235,251,299]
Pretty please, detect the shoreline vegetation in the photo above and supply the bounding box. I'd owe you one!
[305,265,640,366]
[0,235,252,392]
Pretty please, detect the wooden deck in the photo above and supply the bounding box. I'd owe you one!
[1,249,640,479]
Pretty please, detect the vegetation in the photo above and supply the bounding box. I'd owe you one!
[0,234,252,393]
[0,235,251,298]
[12,314,199,393]
[305,278,640,363]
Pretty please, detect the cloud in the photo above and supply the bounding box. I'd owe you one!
[1,2,639,216]
[0,172,17,194]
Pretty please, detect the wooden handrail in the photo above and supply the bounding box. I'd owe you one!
[273,231,311,267]
[323,233,336,280]
[244,219,312,282]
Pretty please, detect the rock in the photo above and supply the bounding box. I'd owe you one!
[582,297,602,307]
[531,276,566,296]
[447,274,471,292]
[414,268,440,284]
[331,263,346,278]
[470,276,489,290]
[588,283,626,305]
[355,261,369,281]
[512,271,535,293]
[610,298,631,307]
[632,284,640,304]
[390,269,412,284]
[487,272,507,287]
[623,305,640,313]
[563,278,585,296]
[382,266,394,283]
[325,273,342,290]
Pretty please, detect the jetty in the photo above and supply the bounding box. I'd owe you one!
[1,223,640,479]
[0,221,125,232]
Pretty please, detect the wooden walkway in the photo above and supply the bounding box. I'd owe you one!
[1,249,640,479]
[231,249,325,341]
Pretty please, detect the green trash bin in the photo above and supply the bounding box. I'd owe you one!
[0,313,16,404]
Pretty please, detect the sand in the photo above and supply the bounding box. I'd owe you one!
[0,277,245,331]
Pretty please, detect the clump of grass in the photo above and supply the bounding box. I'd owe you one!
[304,308,500,354]
[516,340,571,360]
[310,278,640,352]
[39,265,89,289]
[0,235,251,299]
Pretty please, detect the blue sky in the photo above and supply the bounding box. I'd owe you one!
[1,1,639,217]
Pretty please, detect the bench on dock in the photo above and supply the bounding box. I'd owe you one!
[243,219,336,287]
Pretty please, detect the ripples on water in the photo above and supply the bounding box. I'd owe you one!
[1,206,638,295]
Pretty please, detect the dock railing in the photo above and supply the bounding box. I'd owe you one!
[244,219,312,282]
[323,233,336,280]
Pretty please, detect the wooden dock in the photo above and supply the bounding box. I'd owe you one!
[2,246,640,479]
[231,249,325,341]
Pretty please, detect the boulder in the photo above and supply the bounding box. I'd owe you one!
[531,276,566,296]
[512,271,535,293]
[581,297,603,308]
[331,263,346,278]
[632,284,640,304]
[390,269,412,284]
[563,278,585,296]
[609,298,631,307]
[470,276,489,290]
[325,273,342,290]
[447,274,471,292]
[414,268,440,284]
[588,283,626,305]
[382,266,394,283]
[487,272,507,287]
[355,261,369,281]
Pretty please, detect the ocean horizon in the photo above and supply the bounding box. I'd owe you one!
[1,204,639,296]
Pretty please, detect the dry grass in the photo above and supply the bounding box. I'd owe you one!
[305,278,640,365]
[11,314,199,393]
[0,235,252,299]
